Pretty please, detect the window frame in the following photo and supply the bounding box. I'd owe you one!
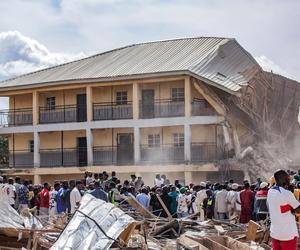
[116,91,128,105]
[173,133,184,147]
[148,134,161,147]
[46,96,56,110]
[171,88,185,102]
[29,140,34,153]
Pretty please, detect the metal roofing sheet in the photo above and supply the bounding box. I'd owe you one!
[0,37,260,92]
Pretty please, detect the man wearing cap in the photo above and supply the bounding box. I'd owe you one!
[195,182,207,221]
[226,183,239,220]
[254,182,269,221]
[267,170,300,250]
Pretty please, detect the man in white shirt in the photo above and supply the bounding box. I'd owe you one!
[154,174,164,187]
[267,170,300,250]
[70,180,83,213]
[215,184,228,220]
[195,182,207,221]
[3,178,16,207]
[226,183,239,220]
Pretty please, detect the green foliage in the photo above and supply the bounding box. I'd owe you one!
[0,136,8,165]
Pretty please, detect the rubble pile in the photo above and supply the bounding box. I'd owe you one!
[0,194,277,250]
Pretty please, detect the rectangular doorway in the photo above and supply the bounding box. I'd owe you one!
[77,137,87,166]
[141,89,155,118]
[117,133,134,165]
[77,94,87,122]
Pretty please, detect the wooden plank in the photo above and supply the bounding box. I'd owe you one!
[177,235,209,250]
[202,238,230,250]
[156,194,172,220]
[246,220,260,242]
[125,197,155,218]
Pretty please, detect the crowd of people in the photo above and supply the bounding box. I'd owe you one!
[0,171,279,223]
[1,169,300,249]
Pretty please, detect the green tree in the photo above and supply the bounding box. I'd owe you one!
[0,136,8,166]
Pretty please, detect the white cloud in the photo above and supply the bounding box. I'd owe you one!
[255,55,291,78]
[0,31,85,80]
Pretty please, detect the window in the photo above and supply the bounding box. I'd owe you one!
[116,91,128,105]
[148,134,160,147]
[173,133,184,147]
[46,97,56,110]
[29,140,34,153]
[171,88,184,102]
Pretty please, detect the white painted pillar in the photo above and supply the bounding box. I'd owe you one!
[33,131,40,168]
[33,174,41,185]
[184,124,191,162]
[134,126,141,164]
[184,171,192,185]
[86,128,93,166]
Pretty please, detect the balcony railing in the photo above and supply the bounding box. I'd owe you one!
[9,150,33,168]
[191,143,218,162]
[40,148,87,167]
[140,144,184,164]
[139,99,185,119]
[93,146,117,165]
[192,99,217,116]
[39,104,87,124]
[93,102,133,121]
[0,108,33,127]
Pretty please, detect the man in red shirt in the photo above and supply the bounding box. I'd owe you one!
[39,183,50,216]
[240,182,254,223]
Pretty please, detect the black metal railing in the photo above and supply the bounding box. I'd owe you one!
[140,144,184,164]
[40,148,87,167]
[191,143,218,162]
[0,108,33,127]
[93,102,133,121]
[192,99,217,116]
[93,146,117,165]
[9,150,34,168]
[39,104,87,124]
[139,99,185,119]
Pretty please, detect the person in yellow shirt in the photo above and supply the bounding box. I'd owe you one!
[294,182,300,221]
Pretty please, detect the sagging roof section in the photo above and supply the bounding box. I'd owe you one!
[0,37,260,93]
[51,194,136,250]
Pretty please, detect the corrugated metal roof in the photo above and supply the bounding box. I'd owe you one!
[0,37,260,93]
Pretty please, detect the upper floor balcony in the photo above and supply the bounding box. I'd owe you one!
[93,102,133,121]
[0,108,33,127]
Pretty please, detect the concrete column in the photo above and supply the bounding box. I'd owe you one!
[33,174,41,185]
[86,128,93,166]
[32,90,39,125]
[33,131,40,168]
[184,171,192,185]
[132,82,139,119]
[184,124,191,162]
[86,86,93,122]
[134,126,141,164]
[184,76,191,117]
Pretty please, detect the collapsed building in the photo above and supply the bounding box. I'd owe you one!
[0,37,299,184]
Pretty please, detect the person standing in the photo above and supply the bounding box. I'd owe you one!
[4,178,16,208]
[160,186,172,218]
[203,189,215,219]
[49,183,60,217]
[177,187,190,218]
[195,182,207,221]
[134,176,144,190]
[267,170,300,250]
[240,182,254,223]
[226,183,239,220]
[70,180,83,213]
[136,188,150,209]
[168,186,178,217]
[56,181,68,214]
[254,182,269,221]
[18,180,29,211]
[39,183,50,216]
[14,176,21,210]
[215,185,228,220]
[90,181,108,202]
[154,174,163,187]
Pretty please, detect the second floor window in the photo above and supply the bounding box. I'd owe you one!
[173,133,184,147]
[171,88,184,102]
[148,134,160,147]
[29,140,34,153]
[46,97,56,110]
[116,91,128,105]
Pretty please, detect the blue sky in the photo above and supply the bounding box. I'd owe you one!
[0,0,299,107]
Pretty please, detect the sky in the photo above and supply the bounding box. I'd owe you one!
[0,0,300,108]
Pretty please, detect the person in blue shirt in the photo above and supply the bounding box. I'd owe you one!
[90,181,108,202]
[56,181,69,214]
[136,188,150,209]
[168,186,178,217]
